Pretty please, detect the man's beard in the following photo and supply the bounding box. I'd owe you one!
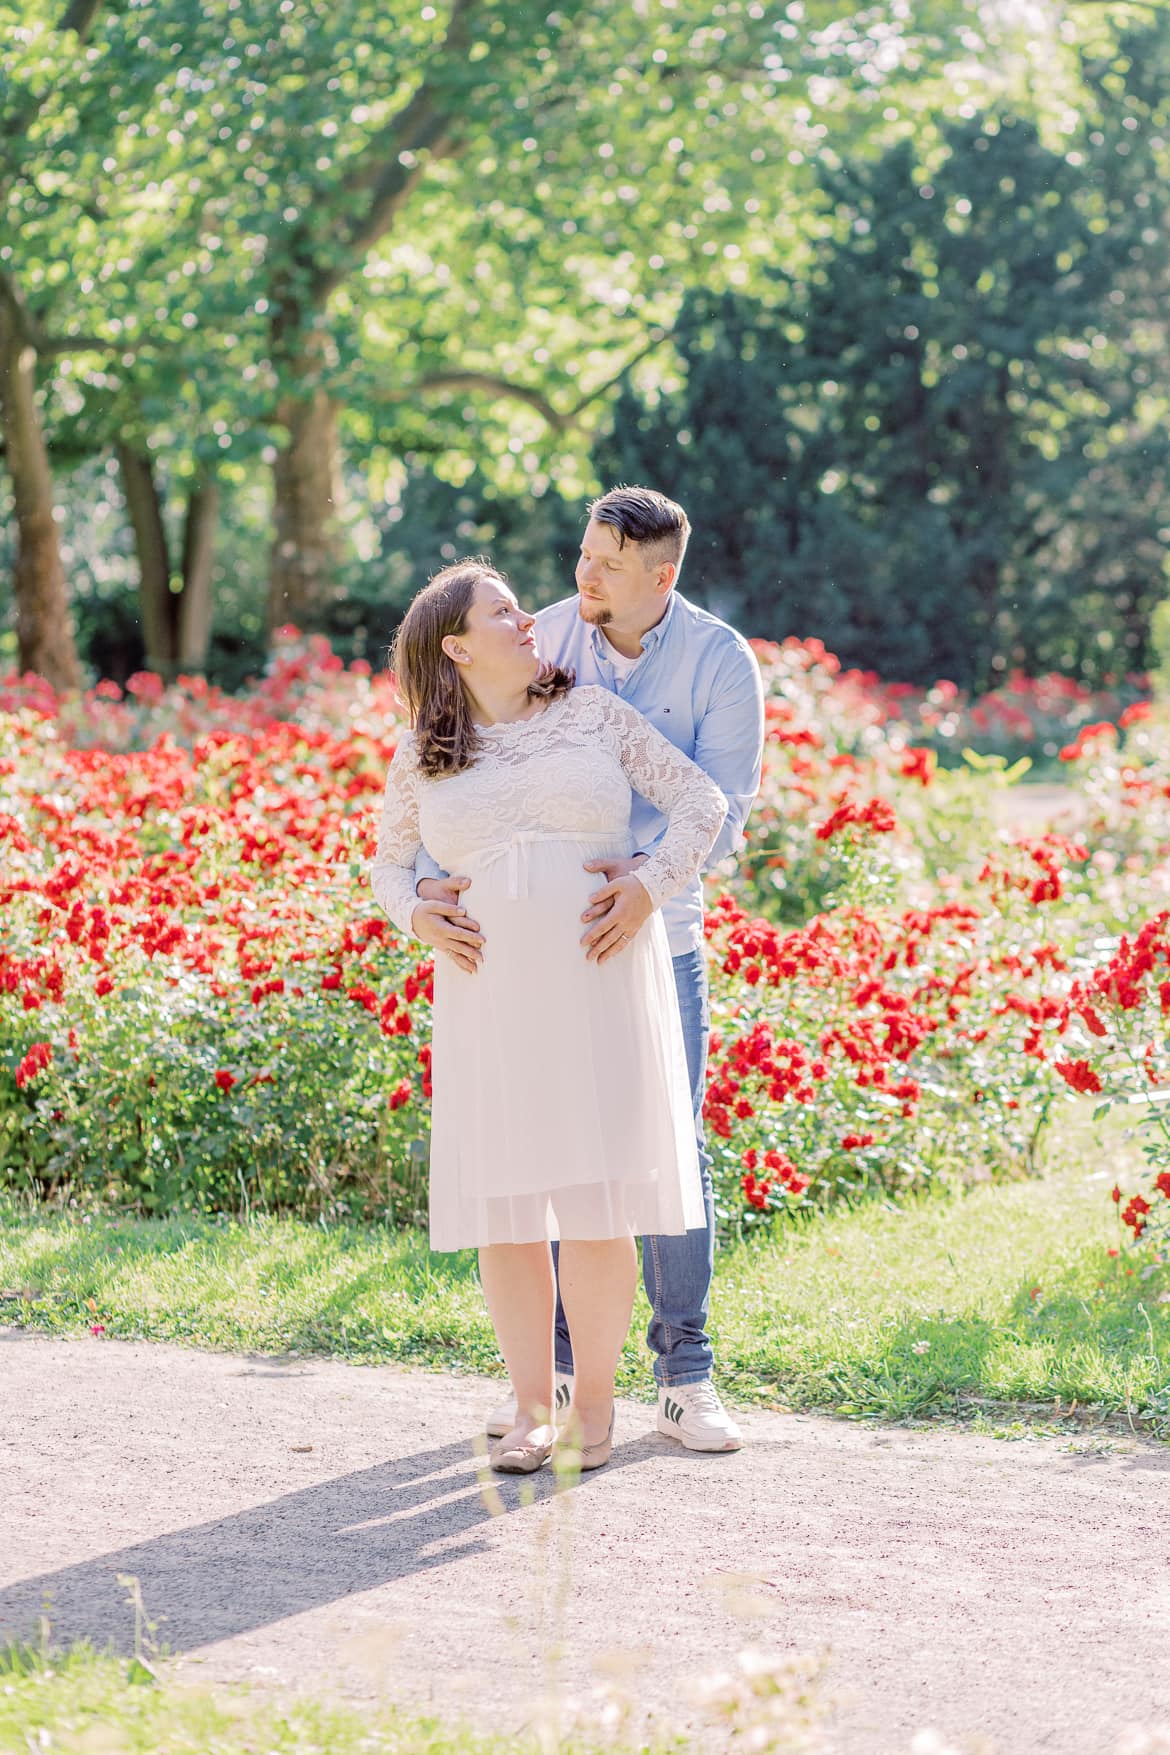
[578,599,612,627]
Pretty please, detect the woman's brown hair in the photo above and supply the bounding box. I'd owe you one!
[390,558,574,778]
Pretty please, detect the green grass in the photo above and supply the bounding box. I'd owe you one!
[2,1119,1168,1430]
[0,1642,674,1755]
[715,1170,1170,1425]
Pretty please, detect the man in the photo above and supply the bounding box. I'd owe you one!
[412,485,764,1452]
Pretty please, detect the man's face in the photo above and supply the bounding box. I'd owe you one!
[574,517,670,630]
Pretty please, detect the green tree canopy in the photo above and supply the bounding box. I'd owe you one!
[595,27,1170,688]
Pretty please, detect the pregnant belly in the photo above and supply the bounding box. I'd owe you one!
[451,830,634,953]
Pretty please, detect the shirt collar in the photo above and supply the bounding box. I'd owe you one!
[589,591,678,664]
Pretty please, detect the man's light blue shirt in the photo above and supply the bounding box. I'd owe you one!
[533,591,763,955]
[414,590,763,957]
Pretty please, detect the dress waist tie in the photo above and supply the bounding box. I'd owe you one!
[474,830,628,901]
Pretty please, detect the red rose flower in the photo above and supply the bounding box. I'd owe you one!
[1054,1059,1103,1096]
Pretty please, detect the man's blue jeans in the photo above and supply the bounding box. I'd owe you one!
[553,945,715,1388]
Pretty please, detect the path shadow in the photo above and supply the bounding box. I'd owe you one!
[0,1429,653,1659]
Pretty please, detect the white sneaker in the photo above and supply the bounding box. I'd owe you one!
[486,1373,573,1439]
[657,1381,743,1452]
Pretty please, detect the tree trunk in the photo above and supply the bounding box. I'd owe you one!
[965,367,1014,689]
[118,446,220,676]
[0,2,103,693]
[60,0,104,36]
[117,443,175,675]
[0,279,83,692]
[178,472,218,670]
[258,0,479,637]
[267,382,342,632]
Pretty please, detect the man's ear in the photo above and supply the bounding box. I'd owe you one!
[441,633,470,666]
[655,562,678,596]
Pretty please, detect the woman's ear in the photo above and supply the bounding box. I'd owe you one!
[441,633,470,666]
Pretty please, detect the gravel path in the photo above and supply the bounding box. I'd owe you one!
[991,782,1087,834]
[3,1330,1168,1753]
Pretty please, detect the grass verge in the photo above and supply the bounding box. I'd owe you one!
[1,1119,1167,1430]
[0,1641,679,1755]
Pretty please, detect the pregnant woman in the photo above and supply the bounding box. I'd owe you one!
[370,559,724,1475]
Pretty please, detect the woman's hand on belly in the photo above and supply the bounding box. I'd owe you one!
[580,868,654,964]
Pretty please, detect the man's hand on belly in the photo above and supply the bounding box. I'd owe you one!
[580,867,653,965]
[412,875,484,973]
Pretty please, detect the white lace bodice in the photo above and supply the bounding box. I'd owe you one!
[370,685,726,936]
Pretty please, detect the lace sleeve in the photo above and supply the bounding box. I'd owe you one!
[585,689,726,910]
[369,736,425,938]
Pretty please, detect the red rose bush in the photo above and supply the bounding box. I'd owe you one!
[1,631,1164,1240]
[1,642,433,1218]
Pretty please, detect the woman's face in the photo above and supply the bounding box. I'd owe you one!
[447,575,540,689]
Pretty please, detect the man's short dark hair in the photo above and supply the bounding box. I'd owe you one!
[588,485,691,571]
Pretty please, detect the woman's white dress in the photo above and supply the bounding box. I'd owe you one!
[370,684,725,1252]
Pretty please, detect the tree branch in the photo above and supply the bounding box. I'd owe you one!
[405,371,565,429]
[0,279,119,357]
[314,97,459,302]
[562,331,667,420]
[309,0,481,305]
[1,0,105,208]
[39,331,119,356]
[379,331,670,433]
